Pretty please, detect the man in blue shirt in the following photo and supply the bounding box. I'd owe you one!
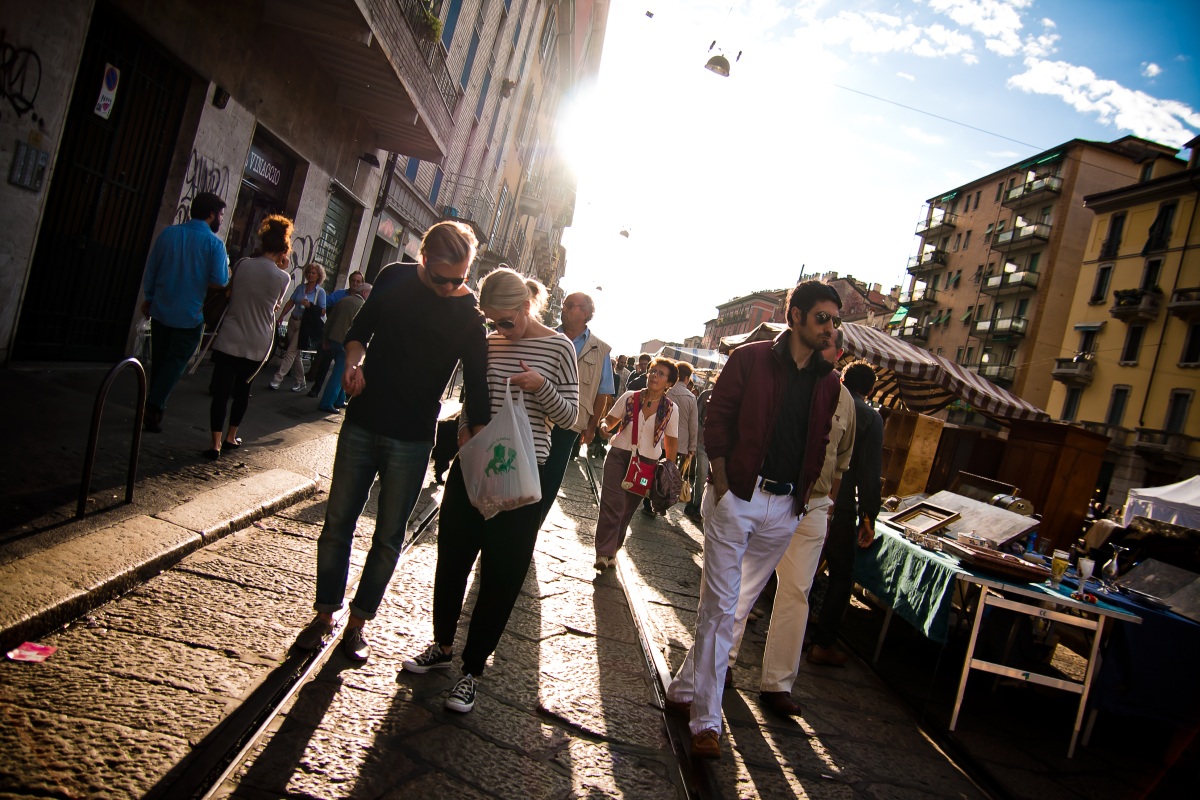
[540,291,614,524]
[141,192,229,432]
[308,271,365,397]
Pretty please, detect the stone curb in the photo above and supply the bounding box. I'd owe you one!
[0,468,319,653]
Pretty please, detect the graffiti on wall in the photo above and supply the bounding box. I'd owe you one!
[175,149,229,223]
[0,28,43,126]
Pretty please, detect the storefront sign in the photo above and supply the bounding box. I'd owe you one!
[94,63,120,119]
[246,144,283,187]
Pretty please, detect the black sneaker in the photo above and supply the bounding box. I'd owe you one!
[445,673,477,713]
[295,614,335,650]
[402,642,454,673]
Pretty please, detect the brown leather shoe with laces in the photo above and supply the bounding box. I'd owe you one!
[807,644,849,667]
[691,728,721,759]
[758,691,803,717]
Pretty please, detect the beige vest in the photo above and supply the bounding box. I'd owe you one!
[570,328,612,433]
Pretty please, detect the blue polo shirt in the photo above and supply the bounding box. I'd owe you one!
[143,219,229,328]
[561,326,615,395]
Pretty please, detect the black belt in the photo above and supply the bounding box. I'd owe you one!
[758,477,795,496]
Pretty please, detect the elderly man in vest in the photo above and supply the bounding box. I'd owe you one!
[540,291,614,524]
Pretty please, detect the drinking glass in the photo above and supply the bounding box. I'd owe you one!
[1077,557,1095,589]
[1050,549,1070,589]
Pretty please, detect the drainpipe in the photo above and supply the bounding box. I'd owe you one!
[1138,173,1200,426]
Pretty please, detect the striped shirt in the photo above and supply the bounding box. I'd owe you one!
[462,332,580,464]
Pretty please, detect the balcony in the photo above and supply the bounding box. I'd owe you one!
[517,185,547,217]
[899,287,938,308]
[1052,355,1095,386]
[384,168,437,232]
[478,233,524,270]
[982,270,1040,296]
[1080,421,1131,449]
[894,324,930,344]
[977,363,1016,385]
[915,212,958,239]
[1168,287,1200,321]
[907,249,948,276]
[1109,288,1163,323]
[1002,175,1063,210]
[972,315,1028,339]
[1132,429,1192,460]
[438,173,496,241]
[991,222,1052,253]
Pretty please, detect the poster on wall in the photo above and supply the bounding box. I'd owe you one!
[94,64,120,119]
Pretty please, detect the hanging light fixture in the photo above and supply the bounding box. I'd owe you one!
[704,40,741,77]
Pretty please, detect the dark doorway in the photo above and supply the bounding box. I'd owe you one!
[224,132,296,264]
[13,5,191,361]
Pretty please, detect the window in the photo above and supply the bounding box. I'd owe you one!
[539,6,557,61]
[404,157,420,181]
[956,347,965,363]
[489,184,508,246]
[1062,387,1083,422]
[952,232,962,251]
[974,190,981,210]
[1141,258,1163,291]
[1120,325,1145,364]
[1090,264,1113,304]
[474,66,492,119]
[1144,200,1177,253]
[1106,385,1131,427]
[1027,251,1040,272]
[512,19,522,47]
[1078,329,1098,356]
[965,346,975,364]
[1008,176,1017,189]
[1182,322,1200,366]
[1140,162,1154,182]
[1165,390,1193,433]
[441,0,464,49]
[1100,212,1125,259]
[429,167,444,206]
[931,274,940,291]
[985,222,994,242]
[1040,206,1052,223]
[459,22,481,89]
[995,181,1004,201]
[992,302,1004,320]
[963,230,972,249]
[940,235,950,250]
[1016,298,1029,317]
[996,219,1006,233]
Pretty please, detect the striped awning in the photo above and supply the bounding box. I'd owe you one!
[653,346,727,370]
[840,322,1050,423]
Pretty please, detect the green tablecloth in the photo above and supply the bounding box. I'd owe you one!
[853,524,968,643]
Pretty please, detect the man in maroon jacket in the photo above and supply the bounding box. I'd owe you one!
[665,280,844,760]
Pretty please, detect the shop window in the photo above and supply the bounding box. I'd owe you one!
[1119,325,1145,365]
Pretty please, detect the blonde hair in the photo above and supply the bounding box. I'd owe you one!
[421,220,478,268]
[479,267,546,316]
[303,262,327,285]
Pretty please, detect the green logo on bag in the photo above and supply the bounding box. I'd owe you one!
[484,440,517,476]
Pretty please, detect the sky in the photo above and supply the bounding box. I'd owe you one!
[555,0,1200,356]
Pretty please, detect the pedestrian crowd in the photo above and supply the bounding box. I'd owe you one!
[140,212,885,760]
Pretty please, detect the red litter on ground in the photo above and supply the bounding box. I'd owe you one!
[6,642,57,662]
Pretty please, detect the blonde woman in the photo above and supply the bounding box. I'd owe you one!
[270,262,327,391]
[402,268,579,714]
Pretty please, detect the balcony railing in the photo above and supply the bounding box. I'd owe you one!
[916,212,957,238]
[983,270,1040,296]
[991,222,1052,252]
[479,233,524,269]
[894,325,930,343]
[907,249,948,274]
[1080,421,1130,448]
[1132,429,1192,459]
[977,363,1016,384]
[1109,287,1163,323]
[1052,356,1095,386]
[972,315,1028,338]
[438,173,496,240]
[1168,287,1200,321]
[385,169,438,233]
[1002,175,1063,209]
[899,287,937,307]
[1099,238,1120,260]
[397,0,459,112]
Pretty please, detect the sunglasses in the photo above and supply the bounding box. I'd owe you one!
[814,311,843,328]
[487,318,517,330]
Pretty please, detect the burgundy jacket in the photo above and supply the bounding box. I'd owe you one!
[704,331,842,515]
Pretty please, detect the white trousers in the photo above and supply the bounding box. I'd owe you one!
[667,483,803,735]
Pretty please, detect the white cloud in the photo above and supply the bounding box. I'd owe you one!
[897,71,916,81]
[904,125,946,145]
[1009,58,1200,146]
[802,10,977,62]
[1142,62,1162,78]
[1041,18,1056,28]
[928,0,1031,57]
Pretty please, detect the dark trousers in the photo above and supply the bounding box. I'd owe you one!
[538,425,580,524]
[594,448,643,557]
[433,459,543,676]
[307,346,333,394]
[209,350,259,432]
[813,509,857,648]
[148,319,203,413]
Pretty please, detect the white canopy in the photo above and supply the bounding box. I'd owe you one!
[1123,476,1200,529]
[653,346,727,370]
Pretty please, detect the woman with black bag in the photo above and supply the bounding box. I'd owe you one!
[592,357,679,570]
[269,262,326,392]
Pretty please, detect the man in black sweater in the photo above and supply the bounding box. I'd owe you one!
[295,222,491,662]
[808,361,884,666]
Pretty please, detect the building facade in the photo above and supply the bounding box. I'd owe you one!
[1046,143,1200,505]
[2,0,605,364]
[700,289,787,349]
[899,136,1183,414]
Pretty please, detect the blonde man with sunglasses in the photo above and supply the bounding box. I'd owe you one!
[294,221,492,662]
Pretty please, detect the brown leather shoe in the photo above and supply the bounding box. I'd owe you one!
[691,728,721,759]
[807,644,849,667]
[759,691,803,717]
[663,696,692,717]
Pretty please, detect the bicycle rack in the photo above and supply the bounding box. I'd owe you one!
[77,357,147,518]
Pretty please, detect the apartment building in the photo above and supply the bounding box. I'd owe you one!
[701,290,787,349]
[1046,140,1200,504]
[899,136,1183,414]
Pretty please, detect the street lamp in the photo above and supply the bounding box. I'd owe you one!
[704,41,741,77]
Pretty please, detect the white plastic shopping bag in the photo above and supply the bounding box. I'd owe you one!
[457,378,542,519]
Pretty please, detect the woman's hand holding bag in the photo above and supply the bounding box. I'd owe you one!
[457,379,542,519]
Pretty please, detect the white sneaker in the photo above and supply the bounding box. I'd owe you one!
[290,381,307,393]
[268,380,281,390]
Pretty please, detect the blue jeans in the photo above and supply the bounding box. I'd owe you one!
[315,421,432,619]
[148,319,203,413]
[319,341,347,410]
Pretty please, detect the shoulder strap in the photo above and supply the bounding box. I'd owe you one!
[630,390,641,456]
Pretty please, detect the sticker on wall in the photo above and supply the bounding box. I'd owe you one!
[94,63,120,119]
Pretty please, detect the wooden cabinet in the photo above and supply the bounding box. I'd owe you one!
[881,410,944,496]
